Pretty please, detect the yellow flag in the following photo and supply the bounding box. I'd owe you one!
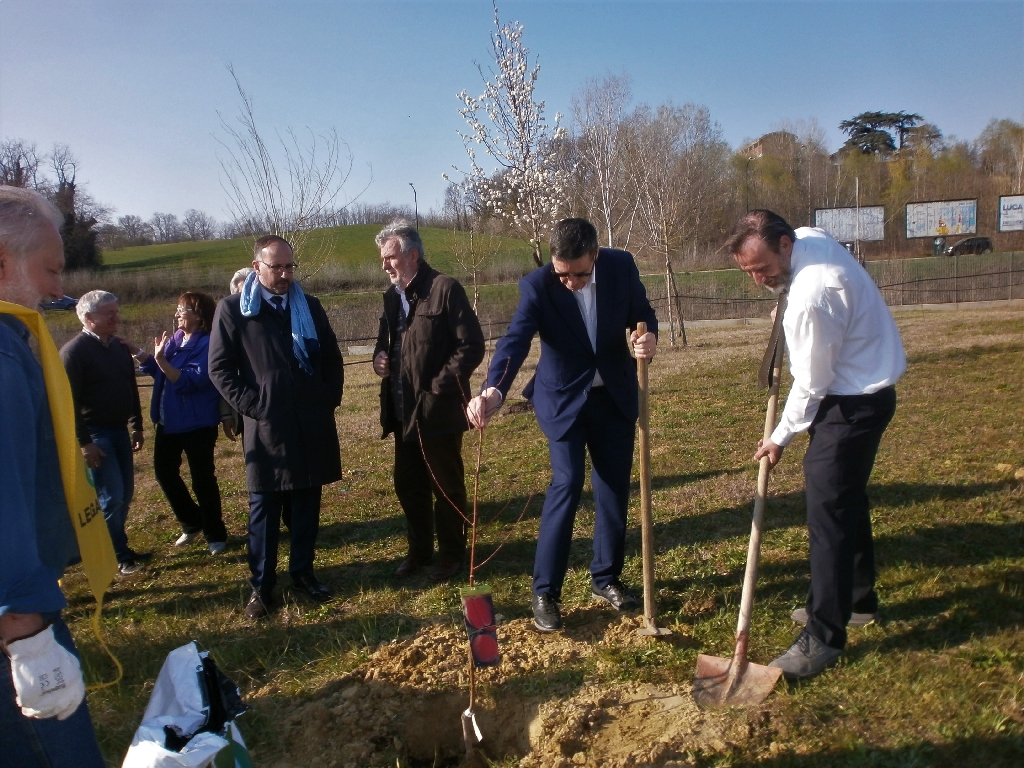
[0,300,120,685]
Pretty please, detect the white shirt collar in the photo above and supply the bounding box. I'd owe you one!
[259,284,287,309]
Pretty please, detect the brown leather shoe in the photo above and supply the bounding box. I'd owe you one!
[395,556,428,577]
[429,560,462,582]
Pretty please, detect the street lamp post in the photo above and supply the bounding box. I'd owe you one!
[409,183,419,229]
[745,156,755,212]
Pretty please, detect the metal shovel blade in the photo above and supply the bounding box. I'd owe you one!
[692,651,783,708]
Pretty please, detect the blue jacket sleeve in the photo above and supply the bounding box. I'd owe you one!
[486,275,541,397]
[0,337,67,616]
[627,258,658,336]
[167,335,214,395]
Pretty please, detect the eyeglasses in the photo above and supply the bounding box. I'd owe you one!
[175,306,193,314]
[258,260,298,273]
[553,269,593,281]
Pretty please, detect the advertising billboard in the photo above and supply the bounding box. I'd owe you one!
[998,195,1024,232]
[814,206,885,242]
[905,199,977,238]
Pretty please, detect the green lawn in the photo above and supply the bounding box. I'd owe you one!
[52,305,1024,766]
[101,225,536,276]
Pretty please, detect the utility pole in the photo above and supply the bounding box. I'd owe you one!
[409,182,420,229]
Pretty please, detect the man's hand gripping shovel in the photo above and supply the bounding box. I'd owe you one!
[692,293,788,707]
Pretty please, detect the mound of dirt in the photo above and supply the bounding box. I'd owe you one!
[259,607,751,767]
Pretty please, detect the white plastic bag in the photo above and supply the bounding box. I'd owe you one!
[122,643,248,768]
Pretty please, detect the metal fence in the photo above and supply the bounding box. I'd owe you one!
[48,252,1024,353]
[636,251,1024,330]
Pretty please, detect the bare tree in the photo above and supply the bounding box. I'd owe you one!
[182,209,218,240]
[118,215,152,243]
[976,118,1024,194]
[217,65,368,272]
[0,139,45,189]
[150,212,182,243]
[445,183,500,311]
[452,3,568,267]
[571,73,637,249]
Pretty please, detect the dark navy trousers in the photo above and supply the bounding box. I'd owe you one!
[247,486,322,593]
[803,387,897,650]
[533,387,636,598]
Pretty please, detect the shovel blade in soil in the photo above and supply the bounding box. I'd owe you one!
[692,653,783,708]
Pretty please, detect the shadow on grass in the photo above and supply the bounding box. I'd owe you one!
[854,574,1024,654]
[907,340,1024,367]
[735,735,1024,768]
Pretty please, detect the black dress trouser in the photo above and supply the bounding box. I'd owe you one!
[802,386,897,650]
[393,429,468,564]
[153,424,227,544]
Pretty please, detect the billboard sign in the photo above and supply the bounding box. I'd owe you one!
[905,199,977,238]
[998,195,1024,232]
[814,206,885,242]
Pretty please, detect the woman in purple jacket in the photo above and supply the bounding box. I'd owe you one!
[134,292,228,553]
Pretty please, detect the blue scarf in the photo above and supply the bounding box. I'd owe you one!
[239,271,319,375]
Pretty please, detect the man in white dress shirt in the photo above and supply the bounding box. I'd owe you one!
[726,209,906,680]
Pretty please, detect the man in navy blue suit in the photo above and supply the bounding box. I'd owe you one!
[467,218,658,632]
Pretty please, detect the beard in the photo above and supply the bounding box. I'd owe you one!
[768,267,792,294]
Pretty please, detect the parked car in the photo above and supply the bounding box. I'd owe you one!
[41,295,78,311]
[944,237,993,256]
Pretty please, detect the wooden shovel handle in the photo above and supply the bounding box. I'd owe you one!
[735,335,785,637]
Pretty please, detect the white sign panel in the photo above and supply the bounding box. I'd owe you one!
[905,199,977,238]
[999,195,1024,232]
[814,206,885,242]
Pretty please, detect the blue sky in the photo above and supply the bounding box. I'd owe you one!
[1,0,1021,223]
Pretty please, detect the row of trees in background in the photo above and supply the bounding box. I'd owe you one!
[444,5,1024,273]
[5,4,1021,275]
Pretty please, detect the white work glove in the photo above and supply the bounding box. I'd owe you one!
[6,625,86,720]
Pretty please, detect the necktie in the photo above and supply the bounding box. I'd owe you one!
[270,295,285,314]
[758,291,788,389]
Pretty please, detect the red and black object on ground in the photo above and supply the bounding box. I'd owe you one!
[461,585,500,667]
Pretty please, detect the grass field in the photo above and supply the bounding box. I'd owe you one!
[51,304,1024,766]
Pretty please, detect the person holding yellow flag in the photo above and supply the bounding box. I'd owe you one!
[0,186,107,767]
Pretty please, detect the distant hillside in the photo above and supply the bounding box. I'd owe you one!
[100,224,538,278]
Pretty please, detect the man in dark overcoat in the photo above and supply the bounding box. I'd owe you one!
[209,235,344,619]
[373,221,484,581]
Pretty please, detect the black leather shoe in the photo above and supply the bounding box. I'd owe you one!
[292,572,331,603]
[532,594,562,633]
[117,560,141,576]
[395,556,428,577]
[592,580,639,611]
[128,549,153,562]
[245,589,272,620]
[429,560,462,582]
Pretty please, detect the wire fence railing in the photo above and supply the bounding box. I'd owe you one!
[46,252,1024,355]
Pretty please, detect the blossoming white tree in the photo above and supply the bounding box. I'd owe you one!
[451,3,568,268]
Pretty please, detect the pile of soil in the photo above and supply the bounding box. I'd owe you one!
[259,607,754,767]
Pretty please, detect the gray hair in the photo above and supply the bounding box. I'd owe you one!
[375,219,423,261]
[0,186,64,261]
[230,266,254,294]
[76,289,118,323]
